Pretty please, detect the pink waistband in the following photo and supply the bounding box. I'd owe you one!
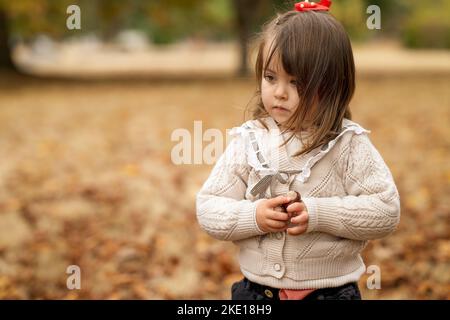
[278,289,316,300]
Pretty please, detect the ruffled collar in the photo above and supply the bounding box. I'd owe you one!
[264,117,371,183]
[229,117,370,184]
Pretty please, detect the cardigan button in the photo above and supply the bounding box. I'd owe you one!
[275,232,283,240]
[274,263,281,271]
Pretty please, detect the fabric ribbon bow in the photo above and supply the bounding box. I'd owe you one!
[294,0,332,12]
[250,170,302,198]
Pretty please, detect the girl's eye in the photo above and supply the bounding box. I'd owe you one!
[290,80,298,86]
[264,74,274,82]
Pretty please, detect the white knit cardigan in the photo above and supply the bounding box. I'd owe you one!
[196,117,401,289]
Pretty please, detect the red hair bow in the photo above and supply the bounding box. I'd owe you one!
[294,0,332,12]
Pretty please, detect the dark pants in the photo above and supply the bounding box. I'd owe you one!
[231,277,362,300]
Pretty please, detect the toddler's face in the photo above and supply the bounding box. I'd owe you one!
[261,53,300,127]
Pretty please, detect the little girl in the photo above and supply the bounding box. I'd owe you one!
[196,1,400,300]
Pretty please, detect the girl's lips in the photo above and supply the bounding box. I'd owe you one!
[273,106,289,112]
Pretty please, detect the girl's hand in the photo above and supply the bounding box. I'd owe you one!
[286,201,309,235]
[256,196,290,233]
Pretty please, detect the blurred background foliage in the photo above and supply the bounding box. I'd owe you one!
[0,0,449,46]
[0,0,448,301]
[0,0,449,75]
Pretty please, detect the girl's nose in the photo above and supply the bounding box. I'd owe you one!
[274,83,288,100]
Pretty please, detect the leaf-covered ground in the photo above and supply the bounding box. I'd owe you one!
[0,73,448,299]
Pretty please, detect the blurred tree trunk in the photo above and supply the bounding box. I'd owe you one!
[233,0,264,77]
[0,8,16,71]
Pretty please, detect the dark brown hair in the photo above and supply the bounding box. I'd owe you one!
[250,10,355,157]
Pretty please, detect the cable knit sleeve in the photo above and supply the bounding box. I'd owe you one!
[196,130,266,241]
[302,133,401,240]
